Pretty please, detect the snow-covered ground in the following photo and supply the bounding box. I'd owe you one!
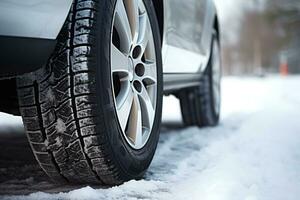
[1,76,300,200]
[0,112,23,134]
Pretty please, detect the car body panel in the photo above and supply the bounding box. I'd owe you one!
[0,0,217,80]
[0,0,73,39]
[0,0,219,115]
[162,0,217,73]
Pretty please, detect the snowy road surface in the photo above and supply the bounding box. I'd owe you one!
[1,76,300,200]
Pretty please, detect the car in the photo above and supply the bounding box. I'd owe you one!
[0,0,221,185]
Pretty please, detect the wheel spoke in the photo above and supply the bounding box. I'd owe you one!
[115,0,133,53]
[111,44,129,73]
[143,61,157,84]
[124,0,140,44]
[112,0,157,149]
[116,87,134,132]
[138,85,155,128]
[127,93,143,147]
[137,12,150,52]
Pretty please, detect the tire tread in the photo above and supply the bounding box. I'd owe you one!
[17,0,122,185]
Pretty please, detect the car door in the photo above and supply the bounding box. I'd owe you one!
[162,0,213,73]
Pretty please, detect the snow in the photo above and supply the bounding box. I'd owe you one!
[55,118,66,134]
[1,76,300,200]
[0,112,23,134]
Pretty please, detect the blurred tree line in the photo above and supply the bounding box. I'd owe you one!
[222,0,300,75]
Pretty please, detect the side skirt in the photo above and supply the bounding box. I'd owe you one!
[163,73,202,95]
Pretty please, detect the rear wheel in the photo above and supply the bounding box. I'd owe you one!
[17,0,162,185]
[178,33,221,127]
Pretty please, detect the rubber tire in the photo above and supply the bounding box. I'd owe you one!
[16,0,163,185]
[178,34,221,127]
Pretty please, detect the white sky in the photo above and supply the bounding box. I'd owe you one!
[214,0,244,23]
[214,0,265,24]
[214,0,256,44]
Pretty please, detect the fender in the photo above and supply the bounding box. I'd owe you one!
[162,0,217,74]
[0,0,73,77]
[0,0,73,39]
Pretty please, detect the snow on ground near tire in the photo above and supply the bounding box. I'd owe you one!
[0,113,23,133]
[2,76,300,200]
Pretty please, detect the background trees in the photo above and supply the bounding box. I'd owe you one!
[221,0,300,75]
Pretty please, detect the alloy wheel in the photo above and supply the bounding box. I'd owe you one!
[111,0,157,149]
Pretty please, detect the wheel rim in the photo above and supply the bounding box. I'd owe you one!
[212,39,221,116]
[111,0,157,149]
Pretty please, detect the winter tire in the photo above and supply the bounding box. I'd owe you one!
[17,0,162,185]
[178,33,221,127]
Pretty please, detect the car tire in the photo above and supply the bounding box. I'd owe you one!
[178,33,221,127]
[16,0,162,185]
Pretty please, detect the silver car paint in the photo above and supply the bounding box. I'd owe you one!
[0,0,216,73]
[162,0,217,73]
[0,0,73,39]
